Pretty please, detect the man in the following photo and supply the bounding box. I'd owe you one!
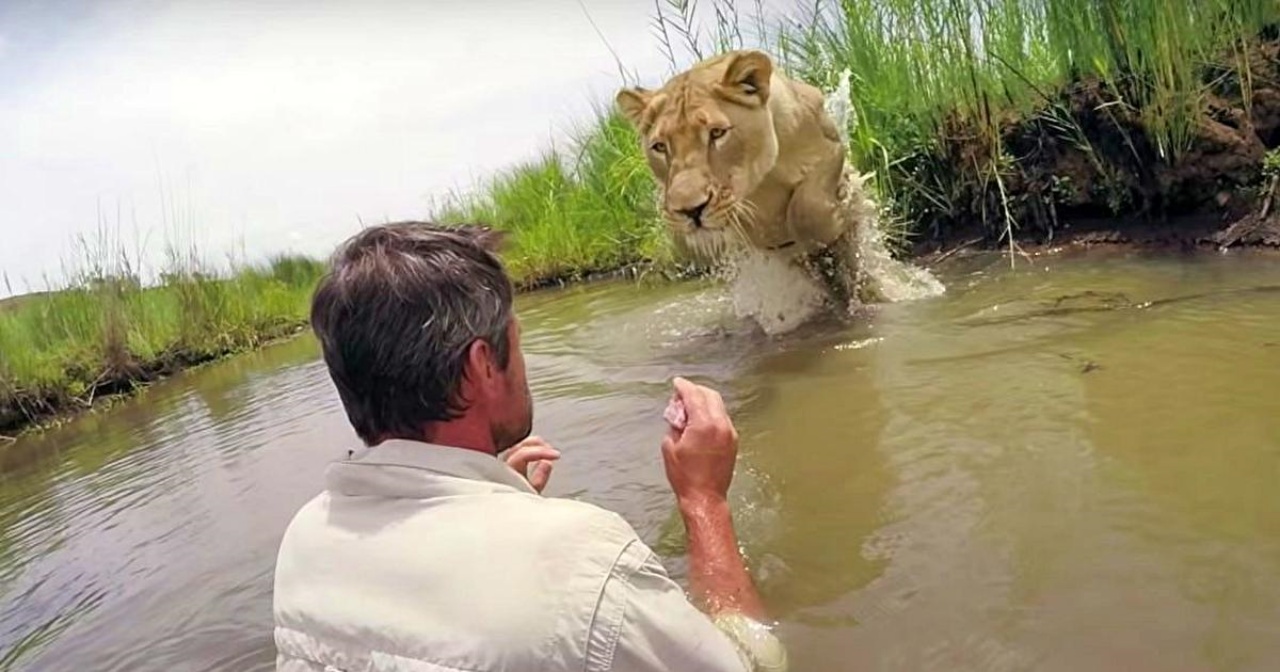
[272,221,786,671]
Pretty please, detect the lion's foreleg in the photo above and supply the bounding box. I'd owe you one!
[783,146,847,252]
[797,227,861,312]
[786,145,861,310]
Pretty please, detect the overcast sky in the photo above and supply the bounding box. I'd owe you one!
[0,0,793,296]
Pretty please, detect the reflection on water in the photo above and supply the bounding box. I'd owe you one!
[2,249,1280,670]
[0,336,345,671]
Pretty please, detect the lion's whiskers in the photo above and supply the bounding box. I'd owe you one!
[723,200,757,249]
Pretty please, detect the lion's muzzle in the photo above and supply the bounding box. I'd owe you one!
[675,199,711,228]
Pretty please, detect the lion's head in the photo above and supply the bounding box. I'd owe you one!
[616,50,779,248]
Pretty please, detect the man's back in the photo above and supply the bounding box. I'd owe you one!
[282,223,784,672]
[272,441,751,672]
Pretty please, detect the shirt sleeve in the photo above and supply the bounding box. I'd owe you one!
[586,539,788,672]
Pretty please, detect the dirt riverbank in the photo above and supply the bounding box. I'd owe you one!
[910,32,1280,257]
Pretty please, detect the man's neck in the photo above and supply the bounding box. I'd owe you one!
[418,418,497,456]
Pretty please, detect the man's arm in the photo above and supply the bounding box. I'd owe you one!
[658,377,785,669]
[679,493,766,620]
[662,377,766,621]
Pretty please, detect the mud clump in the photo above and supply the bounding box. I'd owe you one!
[915,33,1280,253]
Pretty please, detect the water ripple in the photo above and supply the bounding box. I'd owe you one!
[2,256,1280,670]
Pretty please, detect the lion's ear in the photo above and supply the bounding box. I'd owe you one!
[615,87,653,128]
[720,50,773,106]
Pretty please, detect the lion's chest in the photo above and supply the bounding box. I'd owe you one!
[738,184,797,249]
[739,148,837,249]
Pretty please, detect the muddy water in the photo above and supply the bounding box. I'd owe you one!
[2,249,1280,671]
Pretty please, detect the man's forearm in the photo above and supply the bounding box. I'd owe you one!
[679,494,767,622]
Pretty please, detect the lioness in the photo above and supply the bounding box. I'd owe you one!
[616,49,851,264]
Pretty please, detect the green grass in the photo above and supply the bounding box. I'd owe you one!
[766,0,1277,237]
[433,108,677,287]
[0,241,325,433]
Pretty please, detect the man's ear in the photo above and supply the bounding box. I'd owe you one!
[615,87,653,128]
[461,337,498,398]
[718,50,773,107]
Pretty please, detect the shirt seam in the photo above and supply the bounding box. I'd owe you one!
[582,537,645,672]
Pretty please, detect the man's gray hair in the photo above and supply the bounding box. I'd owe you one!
[309,221,514,445]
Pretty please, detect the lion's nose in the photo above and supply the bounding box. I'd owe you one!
[677,199,710,227]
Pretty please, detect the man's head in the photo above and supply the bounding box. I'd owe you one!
[310,221,532,452]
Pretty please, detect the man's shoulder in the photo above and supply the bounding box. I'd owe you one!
[525,492,643,541]
[478,491,655,573]
[275,486,648,576]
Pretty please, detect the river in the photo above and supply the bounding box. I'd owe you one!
[2,247,1279,671]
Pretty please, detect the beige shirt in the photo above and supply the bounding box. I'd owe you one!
[272,439,786,672]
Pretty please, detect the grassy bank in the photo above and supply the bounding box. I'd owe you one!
[771,0,1280,249]
[438,0,1280,255]
[0,244,327,435]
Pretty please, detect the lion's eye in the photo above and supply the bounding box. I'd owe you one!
[650,141,667,154]
[709,127,729,140]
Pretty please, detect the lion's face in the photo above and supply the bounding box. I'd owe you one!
[616,51,779,247]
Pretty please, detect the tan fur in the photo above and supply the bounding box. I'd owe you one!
[616,50,848,260]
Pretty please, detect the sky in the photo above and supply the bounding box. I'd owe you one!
[0,0,789,297]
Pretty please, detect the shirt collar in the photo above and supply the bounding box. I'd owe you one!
[325,438,537,498]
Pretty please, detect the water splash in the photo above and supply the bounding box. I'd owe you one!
[721,68,945,334]
[824,68,857,143]
[842,170,948,304]
[720,247,829,336]
[825,68,946,305]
